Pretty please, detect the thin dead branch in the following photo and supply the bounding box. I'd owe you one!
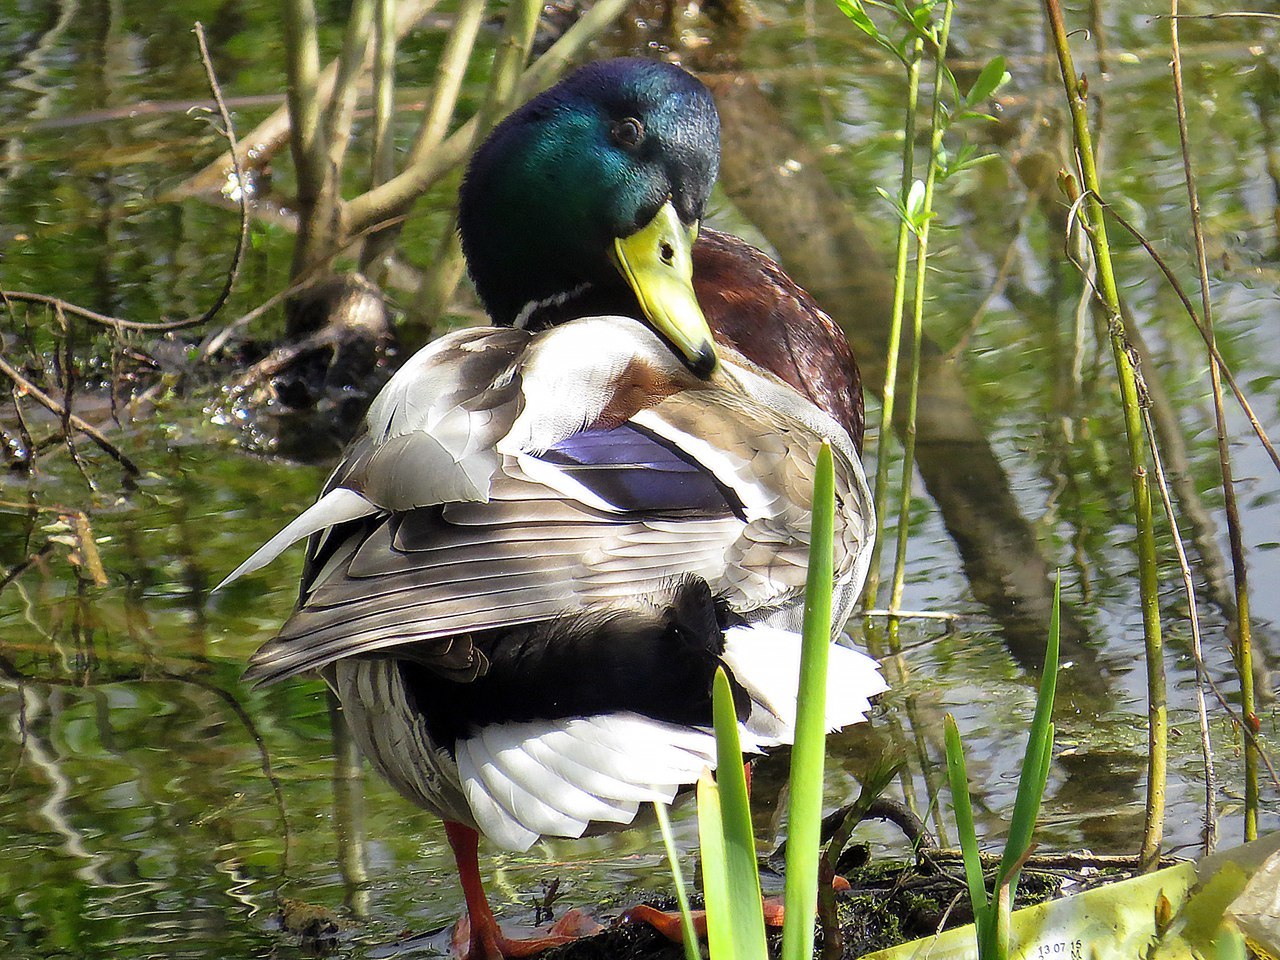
[174,0,440,198]
[0,354,139,475]
[343,0,634,238]
[1094,197,1280,475]
[1141,401,1217,854]
[1169,0,1257,843]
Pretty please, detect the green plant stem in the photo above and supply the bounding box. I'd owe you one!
[654,801,701,960]
[863,37,923,610]
[889,0,953,615]
[1042,0,1166,871]
[781,441,835,960]
[1169,0,1255,843]
[1142,401,1217,853]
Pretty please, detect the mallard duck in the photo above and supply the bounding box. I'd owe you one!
[223,58,886,959]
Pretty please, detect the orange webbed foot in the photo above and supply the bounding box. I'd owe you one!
[451,908,602,959]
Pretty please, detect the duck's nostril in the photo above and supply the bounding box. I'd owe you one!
[659,241,675,265]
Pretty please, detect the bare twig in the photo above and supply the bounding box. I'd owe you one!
[369,0,398,192]
[52,305,96,492]
[197,214,407,359]
[863,609,963,622]
[1090,199,1280,475]
[1141,401,1217,854]
[174,0,440,197]
[0,355,139,475]
[409,0,487,166]
[343,0,634,237]
[361,0,485,272]
[0,543,55,593]
[322,0,375,181]
[404,0,541,339]
[360,0,401,279]
[1156,11,1280,22]
[1170,0,1257,843]
[284,0,334,279]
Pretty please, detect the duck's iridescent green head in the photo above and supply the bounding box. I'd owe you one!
[459,58,721,377]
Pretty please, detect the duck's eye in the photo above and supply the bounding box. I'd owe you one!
[610,117,645,150]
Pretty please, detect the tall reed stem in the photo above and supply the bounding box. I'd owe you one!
[1169,0,1256,842]
[863,38,923,610]
[889,2,953,614]
[1042,0,1166,871]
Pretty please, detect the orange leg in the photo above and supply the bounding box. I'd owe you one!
[444,821,597,960]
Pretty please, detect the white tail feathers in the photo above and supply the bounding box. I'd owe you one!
[455,624,886,850]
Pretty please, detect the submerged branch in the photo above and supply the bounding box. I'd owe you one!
[0,354,139,475]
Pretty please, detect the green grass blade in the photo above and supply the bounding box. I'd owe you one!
[697,770,734,960]
[711,667,768,959]
[781,440,836,960]
[943,713,989,924]
[654,801,702,960]
[998,575,1060,895]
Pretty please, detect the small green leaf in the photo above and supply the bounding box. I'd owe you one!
[905,178,927,223]
[966,56,1010,105]
[654,802,701,960]
[956,109,1000,124]
[834,0,882,41]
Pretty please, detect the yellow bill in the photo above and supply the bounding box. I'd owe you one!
[612,201,717,379]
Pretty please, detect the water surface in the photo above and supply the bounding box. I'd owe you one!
[2,1,1278,957]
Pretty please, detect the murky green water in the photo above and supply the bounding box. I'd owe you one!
[2,1,1279,957]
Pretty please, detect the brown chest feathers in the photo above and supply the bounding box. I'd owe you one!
[693,229,864,452]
